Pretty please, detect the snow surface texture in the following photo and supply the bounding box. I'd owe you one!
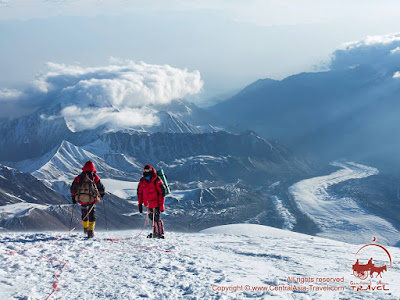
[289,162,400,246]
[0,224,399,299]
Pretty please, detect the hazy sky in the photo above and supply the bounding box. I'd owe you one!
[1,0,400,105]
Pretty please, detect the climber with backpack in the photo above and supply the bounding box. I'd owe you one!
[137,165,167,239]
[70,161,105,238]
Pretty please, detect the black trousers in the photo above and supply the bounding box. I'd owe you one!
[148,207,161,222]
[81,204,96,222]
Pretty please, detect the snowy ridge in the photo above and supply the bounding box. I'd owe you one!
[0,225,399,299]
[150,111,202,134]
[270,196,297,230]
[102,153,142,175]
[289,161,400,246]
[196,124,224,133]
[35,140,123,181]
[11,140,92,179]
[0,203,49,221]
[0,105,72,161]
[152,98,217,126]
[9,140,128,192]
[0,164,66,207]
[0,99,220,162]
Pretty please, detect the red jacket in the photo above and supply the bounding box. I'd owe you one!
[137,167,165,211]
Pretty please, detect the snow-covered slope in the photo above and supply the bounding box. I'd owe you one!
[0,165,66,206]
[14,140,125,181]
[94,130,308,175]
[289,161,400,246]
[0,224,399,299]
[149,111,202,134]
[0,99,220,163]
[0,165,74,231]
[152,98,218,127]
[102,152,143,175]
[8,140,133,195]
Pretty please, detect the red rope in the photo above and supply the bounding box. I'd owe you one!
[107,211,149,242]
[106,213,172,253]
[0,204,95,255]
[38,256,68,300]
[0,212,172,300]
[55,203,96,241]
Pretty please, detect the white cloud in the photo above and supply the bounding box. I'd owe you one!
[342,33,400,49]
[329,33,400,71]
[0,88,23,101]
[33,60,203,107]
[390,47,400,54]
[14,59,203,131]
[58,105,160,131]
[393,72,400,78]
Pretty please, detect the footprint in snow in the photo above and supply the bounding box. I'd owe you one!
[185,267,199,274]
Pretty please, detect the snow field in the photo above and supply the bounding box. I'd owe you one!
[0,224,399,299]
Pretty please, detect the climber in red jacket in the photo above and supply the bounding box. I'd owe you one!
[137,165,166,239]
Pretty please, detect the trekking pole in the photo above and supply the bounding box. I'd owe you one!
[147,208,151,232]
[152,208,155,237]
[69,204,75,231]
[102,196,109,231]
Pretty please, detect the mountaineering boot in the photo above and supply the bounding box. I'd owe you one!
[157,220,165,236]
[82,220,89,234]
[152,220,164,239]
[87,221,95,238]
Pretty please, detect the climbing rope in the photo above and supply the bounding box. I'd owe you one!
[0,211,172,299]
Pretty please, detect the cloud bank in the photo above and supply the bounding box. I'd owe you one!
[329,32,400,74]
[13,59,203,130]
[0,88,22,101]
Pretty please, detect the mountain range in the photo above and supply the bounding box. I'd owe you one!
[0,98,316,232]
[0,61,399,246]
[211,65,400,171]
